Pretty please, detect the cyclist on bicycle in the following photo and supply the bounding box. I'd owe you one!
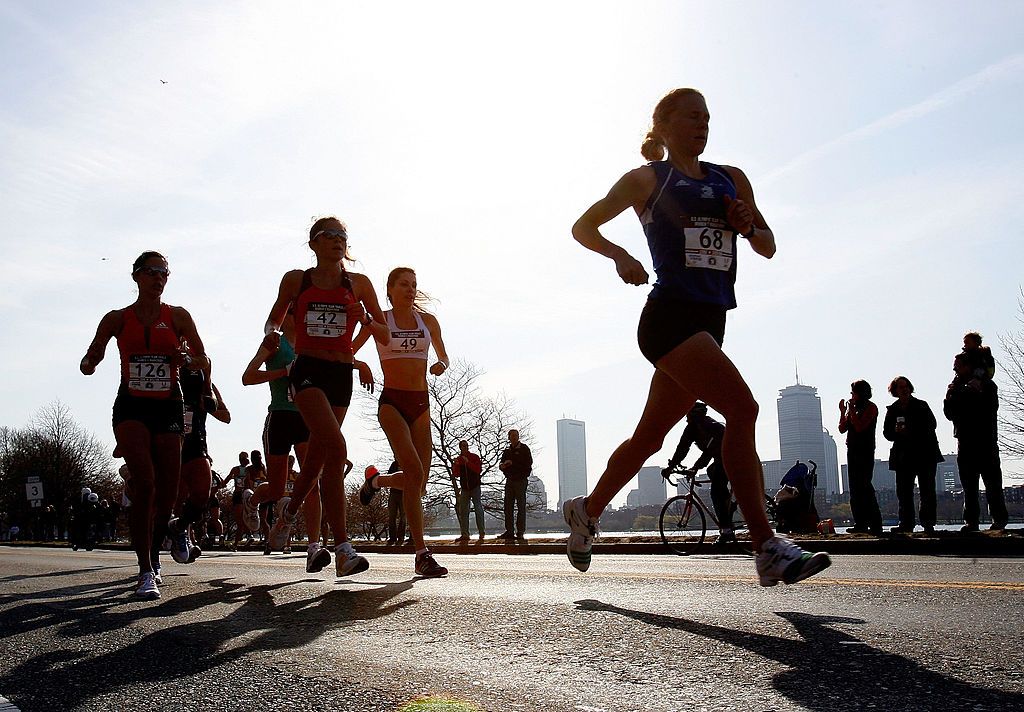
[663,402,734,545]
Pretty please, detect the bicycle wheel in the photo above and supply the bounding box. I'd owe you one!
[659,495,706,556]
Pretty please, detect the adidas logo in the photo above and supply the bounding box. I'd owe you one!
[675,179,689,186]
[155,322,170,329]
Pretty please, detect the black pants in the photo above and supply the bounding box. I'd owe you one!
[387,489,406,542]
[503,478,528,537]
[707,462,732,530]
[958,448,1008,527]
[895,463,936,529]
[847,449,882,531]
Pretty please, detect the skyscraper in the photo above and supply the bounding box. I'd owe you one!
[637,466,666,506]
[777,382,840,496]
[556,418,588,508]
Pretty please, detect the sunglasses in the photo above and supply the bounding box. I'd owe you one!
[312,229,348,241]
[134,266,171,278]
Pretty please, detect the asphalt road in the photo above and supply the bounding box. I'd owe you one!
[1,547,1022,712]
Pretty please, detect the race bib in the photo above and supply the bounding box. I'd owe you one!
[682,219,734,272]
[128,355,172,393]
[183,406,194,435]
[392,329,424,353]
[305,302,347,338]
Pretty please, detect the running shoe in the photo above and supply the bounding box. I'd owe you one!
[335,541,369,577]
[135,572,161,600]
[268,497,295,551]
[306,543,332,573]
[563,496,599,573]
[713,529,737,547]
[153,564,163,585]
[188,545,202,563]
[358,467,381,506]
[168,518,194,565]
[755,536,831,587]
[415,551,448,578]
[241,489,260,532]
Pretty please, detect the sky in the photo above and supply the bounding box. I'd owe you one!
[2,1,1023,508]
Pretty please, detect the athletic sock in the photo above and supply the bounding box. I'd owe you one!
[415,548,428,556]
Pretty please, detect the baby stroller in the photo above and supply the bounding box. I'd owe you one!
[774,460,820,534]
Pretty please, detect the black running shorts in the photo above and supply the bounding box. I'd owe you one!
[262,410,310,457]
[288,355,354,408]
[636,297,727,365]
[112,392,185,435]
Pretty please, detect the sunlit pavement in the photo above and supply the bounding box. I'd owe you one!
[1,547,1022,711]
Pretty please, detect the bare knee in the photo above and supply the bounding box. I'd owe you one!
[722,394,758,429]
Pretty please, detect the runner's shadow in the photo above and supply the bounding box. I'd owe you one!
[574,599,1024,712]
[0,578,417,710]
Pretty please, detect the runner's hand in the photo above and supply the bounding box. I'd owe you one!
[346,302,366,324]
[613,252,649,286]
[355,360,375,393]
[723,194,754,235]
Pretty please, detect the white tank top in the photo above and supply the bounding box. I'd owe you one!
[376,309,431,362]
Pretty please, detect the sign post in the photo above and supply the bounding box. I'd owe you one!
[25,476,44,508]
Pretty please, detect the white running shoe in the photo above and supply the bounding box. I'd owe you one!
[756,535,832,587]
[268,497,295,551]
[335,541,369,577]
[135,571,161,600]
[305,543,332,573]
[152,565,163,586]
[241,489,260,532]
[563,496,599,572]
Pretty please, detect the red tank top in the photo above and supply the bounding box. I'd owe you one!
[117,304,180,399]
[293,268,357,353]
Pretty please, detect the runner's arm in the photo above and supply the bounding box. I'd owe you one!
[572,168,653,286]
[80,310,122,375]
[425,313,450,376]
[724,167,775,259]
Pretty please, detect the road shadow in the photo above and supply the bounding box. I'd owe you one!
[575,599,1024,711]
[0,574,416,710]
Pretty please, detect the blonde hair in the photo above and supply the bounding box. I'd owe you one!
[641,88,705,161]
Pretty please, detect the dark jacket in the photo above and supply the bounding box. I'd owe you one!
[943,378,999,454]
[668,415,724,471]
[883,396,943,470]
[500,442,532,481]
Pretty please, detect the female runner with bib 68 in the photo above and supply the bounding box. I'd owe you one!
[562,89,830,586]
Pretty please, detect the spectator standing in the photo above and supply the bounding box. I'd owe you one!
[943,353,1008,531]
[498,429,532,542]
[384,460,406,546]
[453,440,485,542]
[883,376,943,534]
[838,380,883,535]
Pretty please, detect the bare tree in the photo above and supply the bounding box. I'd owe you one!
[999,290,1024,464]
[357,359,538,520]
[0,401,116,533]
